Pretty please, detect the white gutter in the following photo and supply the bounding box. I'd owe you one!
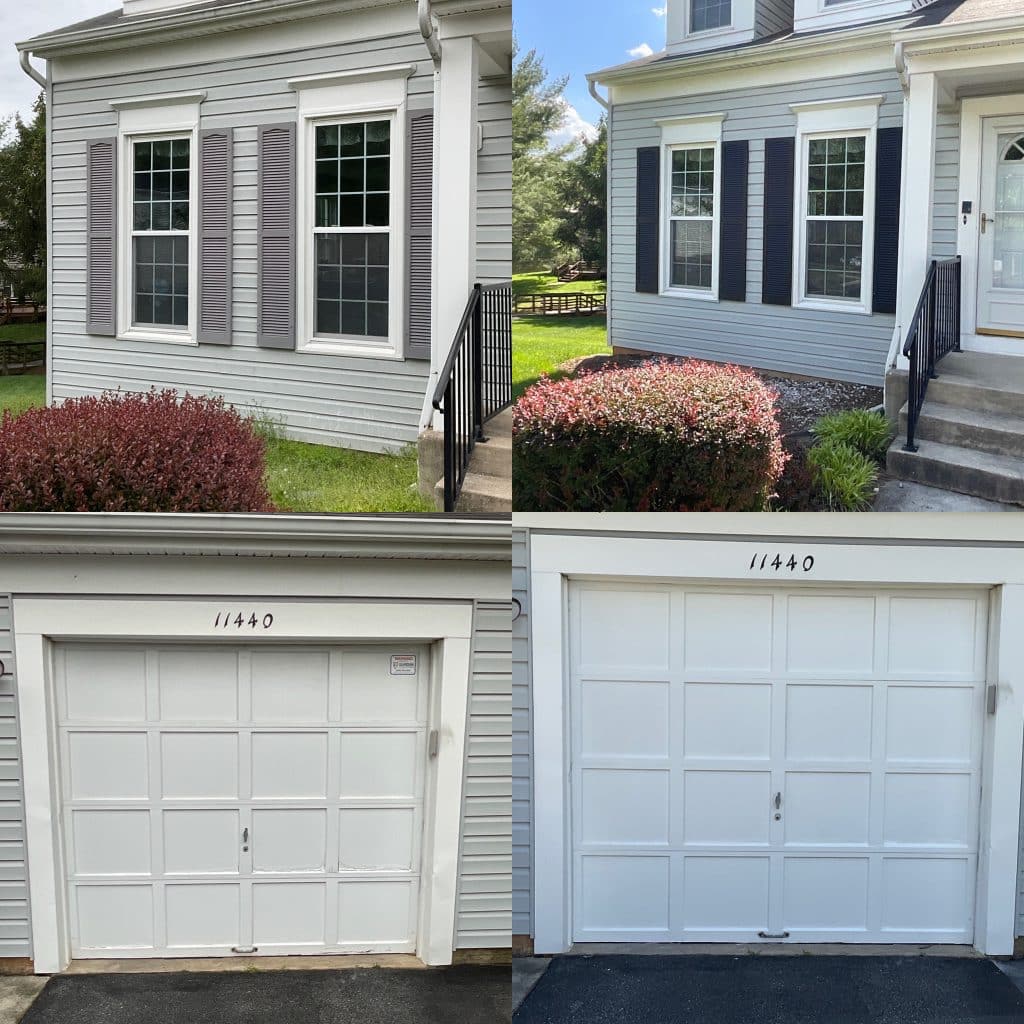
[19,50,46,90]
[418,0,442,66]
[587,77,609,111]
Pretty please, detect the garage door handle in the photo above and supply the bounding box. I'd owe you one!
[758,931,789,940]
[773,792,782,810]
[242,827,249,851]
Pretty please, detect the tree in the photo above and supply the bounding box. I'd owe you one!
[512,44,571,272]
[554,118,607,266]
[0,94,47,302]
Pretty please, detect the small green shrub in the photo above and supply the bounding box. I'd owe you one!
[513,358,788,511]
[807,440,878,511]
[813,409,893,463]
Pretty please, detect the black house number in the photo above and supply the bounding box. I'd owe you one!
[749,553,815,574]
[213,611,275,630]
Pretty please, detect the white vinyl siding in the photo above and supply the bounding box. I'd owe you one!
[50,31,435,452]
[476,72,512,284]
[511,530,531,937]
[933,106,961,261]
[608,69,903,385]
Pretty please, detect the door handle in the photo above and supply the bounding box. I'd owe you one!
[982,213,995,234]
[242,827,249,852]
[774,792,782,810]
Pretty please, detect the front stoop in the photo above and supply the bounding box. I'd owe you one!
[887,352,1024,505]
[417,410,512,513]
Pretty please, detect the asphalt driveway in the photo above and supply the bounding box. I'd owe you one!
[513,955,1024,1024]
[21,967,510,1024]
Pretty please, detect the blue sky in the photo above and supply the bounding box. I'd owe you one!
[514,0,668,144]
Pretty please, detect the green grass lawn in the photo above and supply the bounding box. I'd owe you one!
[0,374,433,512]
[513,272,606,297]
[512,315,608,401]
[0,323,45,342]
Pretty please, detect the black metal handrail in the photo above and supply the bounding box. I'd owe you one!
[431,281,512,512]
[902,256,961,452]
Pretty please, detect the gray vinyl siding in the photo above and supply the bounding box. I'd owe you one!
[477,73,513,284]
[511,529,531,937]
[50,31,436,453]
[933,105,961,262]
[456,599,512,949]
[754,0,793,37]
[609,68,903,386]
[1018,751,1024,936]
[0,598,30,959]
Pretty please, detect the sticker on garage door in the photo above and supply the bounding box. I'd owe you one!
[390,655,417,675]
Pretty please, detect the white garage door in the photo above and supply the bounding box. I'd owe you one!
[57,643,428,958]
[570,584,988,944]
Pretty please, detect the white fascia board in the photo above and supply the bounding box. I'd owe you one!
[511,512,1024,546]
[892,15,1024,49]
[0,514,512,560]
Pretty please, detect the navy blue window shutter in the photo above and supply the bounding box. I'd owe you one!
[873,126,902,315]
[719,140,748,302]
[636,147,660,294]
[762,136,795,307]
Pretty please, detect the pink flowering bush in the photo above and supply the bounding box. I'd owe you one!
[513,359,787,511]
[0,389,275,512]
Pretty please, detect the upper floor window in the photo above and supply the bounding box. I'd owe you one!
[691,0,731,32]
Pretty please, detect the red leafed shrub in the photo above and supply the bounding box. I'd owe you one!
[513,359,787,511]
[0,389,275,512]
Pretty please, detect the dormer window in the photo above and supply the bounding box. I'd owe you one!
[691,0,731,32]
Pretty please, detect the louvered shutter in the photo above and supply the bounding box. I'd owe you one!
[406,110,433,360]
[873,126,902,315]
[635,147,660,294]
[762,136,796,306]
[198,128,233,345]
[257,123,296,349]
[86,138,117,337]
[719,140,749,302]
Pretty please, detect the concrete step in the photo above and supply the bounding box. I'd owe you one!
[887,437,1024,505]
[434,471,511,514]
[470,431,512,478]
[486,408,512,437]
[900,401,1024,460]
[925,352,1024,417]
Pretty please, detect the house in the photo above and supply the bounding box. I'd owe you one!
[588,0,1024,504]
[16,0,512,511]
[0,513,512,973]
[513,514,1024,956]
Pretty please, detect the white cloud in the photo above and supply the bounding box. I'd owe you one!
[652,6,667,15]
[547,102,598,150]
[629,42,655,59]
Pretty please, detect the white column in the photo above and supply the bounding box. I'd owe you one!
[897,71,938,361]
[430,35,479,428]
[977,584,1024,955]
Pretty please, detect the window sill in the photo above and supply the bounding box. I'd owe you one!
[795,298,872,316]
[301,338,401,360]
[118,327,198,346]
[661,287,719,303]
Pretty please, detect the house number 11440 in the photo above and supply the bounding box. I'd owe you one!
[213,612,275,630]
[749,553,815,573]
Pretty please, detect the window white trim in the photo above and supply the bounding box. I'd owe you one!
[660,115,724,301]
[115,97,201,346]
[665,0,754,55]
[792,97,880,314]
[292,71,410,359]
[793,0,917,34]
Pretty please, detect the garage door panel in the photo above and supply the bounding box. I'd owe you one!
[886,686,976,764]
[881,857,973,934]
[157,650,239,722]
[888,598,980,677]
[682,856,770,931]
[252,881,327,946]
[786,685,873,762]
[161,733,239,800]
[684,594,773,673]
[72,810,151,876]
[883,774,974,848]
[165,883,241,949]
[339,808,416,870]
[576,588,671,675]
[251,651,330,724]
[341,650,421,723]
[62,648,148,722]
[68,732,149,800]
[163,809,240,875]
[252,809,328,872]
[580,856,670,933]
[338,880,415,946]
[684,683,771,760]
[251,732,328,799]
[786,596,876,675]
[782,858,869,932]
[339,732,417,799]
[580,680,669,759]
[580,769,669,846]
[784,773,870,847]
[683,771,771,846]
[76,884,154,951]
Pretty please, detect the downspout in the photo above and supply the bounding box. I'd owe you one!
[418,0,442,67]
[588,78,609,111]
[588,78,612,350]
[19,50,46,90]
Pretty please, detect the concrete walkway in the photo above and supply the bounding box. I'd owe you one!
[0,977,46,1024]
[513,958,551,1012]
[874,477,1021,511]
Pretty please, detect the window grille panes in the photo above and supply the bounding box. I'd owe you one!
[691,0,731,32]
[805,135,865,301]
[669,147,715,290]
[314,120,391,340]
[132,138,190,329]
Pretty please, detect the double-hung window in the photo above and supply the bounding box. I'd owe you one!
[691,0,731,32]
[668,145,716,291]
[313,119,391,341]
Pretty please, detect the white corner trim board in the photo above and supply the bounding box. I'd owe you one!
[528,531,1024,957]
[15,597,474,973]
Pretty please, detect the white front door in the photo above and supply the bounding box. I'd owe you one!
[569,583,988,944]
[58,643,428,958]
[977,121,1024,336]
